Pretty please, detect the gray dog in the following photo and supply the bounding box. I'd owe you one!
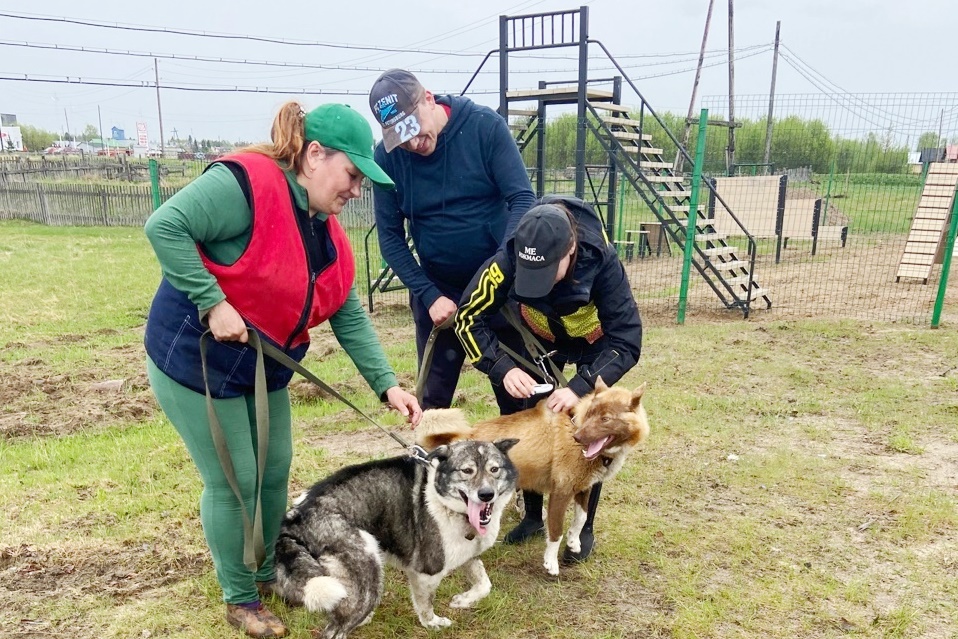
[274,439,519,639]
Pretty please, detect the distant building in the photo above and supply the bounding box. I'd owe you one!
[111,126,126,141]
[0,126,23,151]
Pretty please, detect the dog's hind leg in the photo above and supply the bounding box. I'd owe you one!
[449,558,491,608]
[407,571,452,629]
[565,490,590,554]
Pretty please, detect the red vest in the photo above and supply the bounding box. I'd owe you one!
[200,152,355,349]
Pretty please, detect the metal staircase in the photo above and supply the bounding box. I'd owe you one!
[503,87,771,316]
[584,101,771,313]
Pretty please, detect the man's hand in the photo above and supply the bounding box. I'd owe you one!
[206,300,248,343]
[546,387,580,413]
[385,386,423,427]
[428,296,458,326]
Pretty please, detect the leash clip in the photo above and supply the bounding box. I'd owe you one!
[408,444,431,466]
[533,349,559,385]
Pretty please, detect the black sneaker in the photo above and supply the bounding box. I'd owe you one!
[503,518,545,544]
[561,527,594,564]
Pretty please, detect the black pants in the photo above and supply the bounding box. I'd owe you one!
[411,291,533,415]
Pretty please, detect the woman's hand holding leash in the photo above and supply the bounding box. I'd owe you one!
[207,300,249,343]
[385,386,423,427]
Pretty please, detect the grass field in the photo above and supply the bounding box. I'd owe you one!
[2,221,958,638]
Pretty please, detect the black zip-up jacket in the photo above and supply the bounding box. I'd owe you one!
[455,196,642,398]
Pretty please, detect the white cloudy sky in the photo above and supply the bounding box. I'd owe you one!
[1,0,955,144]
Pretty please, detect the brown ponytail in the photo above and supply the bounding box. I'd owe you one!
[242,101,309,173]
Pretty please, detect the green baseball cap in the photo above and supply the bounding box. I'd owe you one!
[304,104,394,189]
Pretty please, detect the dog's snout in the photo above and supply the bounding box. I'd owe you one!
[572,431,584,444]
[477,487,495,502]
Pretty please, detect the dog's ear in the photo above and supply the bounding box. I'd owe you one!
[594,376,609,393]
[494,438,519,455]
[427,445,450,465]
[630,382,647,411]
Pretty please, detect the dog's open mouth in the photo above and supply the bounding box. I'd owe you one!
[460,490,494,536]
[582,435,613,460]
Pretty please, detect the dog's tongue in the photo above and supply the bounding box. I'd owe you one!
[467,501,487,536]
[584,436,612,459]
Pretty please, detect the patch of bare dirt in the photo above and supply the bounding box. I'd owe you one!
[0,542,207,600]
[0,342,155,440]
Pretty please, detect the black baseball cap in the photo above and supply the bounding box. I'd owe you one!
[514,204,573,298]
[368,69,426,152]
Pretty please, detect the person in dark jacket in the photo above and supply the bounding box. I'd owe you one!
[455,195,643,563]
[368,68,536,412]
[144,101,421,638]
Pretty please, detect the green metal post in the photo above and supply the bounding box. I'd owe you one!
[149,159,161,211]
[822,158,836,226]
[931,187,958,328]
[616,177,625,242]
[678,109,708,325]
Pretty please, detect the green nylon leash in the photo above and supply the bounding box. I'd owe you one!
[201,328,428,573]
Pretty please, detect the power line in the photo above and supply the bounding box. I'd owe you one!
[0,38,772,80]
[0,11,490,57]
[0,10,770,64]
[0,47,773,97]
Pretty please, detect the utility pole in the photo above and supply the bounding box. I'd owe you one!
[762,21,781,170]
[155,58,165,156]
[675,0,716,174]
[97,105,106,154]
[726,0,736,176]
[63,107,71,145]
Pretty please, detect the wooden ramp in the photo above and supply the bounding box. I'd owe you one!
[896,163,958,284]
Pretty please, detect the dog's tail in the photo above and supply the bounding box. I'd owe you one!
[415,407,474,450]
[302,576,348,613]
[274,533,348,612]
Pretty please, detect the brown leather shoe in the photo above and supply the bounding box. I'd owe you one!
[226,602,288,638]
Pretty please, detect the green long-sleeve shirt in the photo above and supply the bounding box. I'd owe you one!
[144,162,399,397]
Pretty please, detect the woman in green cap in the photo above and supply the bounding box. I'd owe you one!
[144,101,421,638]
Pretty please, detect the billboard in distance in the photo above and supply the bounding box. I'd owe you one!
[136,122,148,147]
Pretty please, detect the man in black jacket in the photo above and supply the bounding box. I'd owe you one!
[455,195,643,562]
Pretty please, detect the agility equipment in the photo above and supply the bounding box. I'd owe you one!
[896,162,958,284]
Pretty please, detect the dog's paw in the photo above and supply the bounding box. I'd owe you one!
[450,593,477,609]
[543,557,560,576]
[421,615,453,629]
[567,536,581,553]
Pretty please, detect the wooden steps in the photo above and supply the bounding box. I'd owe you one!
[896,163,958,284]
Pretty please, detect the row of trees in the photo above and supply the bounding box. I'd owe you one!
[518,111,949,175]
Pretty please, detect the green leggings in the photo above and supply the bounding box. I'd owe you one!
[147,358,292,604]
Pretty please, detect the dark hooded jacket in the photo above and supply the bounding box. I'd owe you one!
[455,196,643,398]
[372,95,536,306]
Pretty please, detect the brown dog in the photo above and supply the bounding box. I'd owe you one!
[416,378,649,575]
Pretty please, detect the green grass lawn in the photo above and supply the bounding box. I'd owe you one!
[2,221,957,638]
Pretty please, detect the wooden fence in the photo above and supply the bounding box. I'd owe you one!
[0,179,375,229]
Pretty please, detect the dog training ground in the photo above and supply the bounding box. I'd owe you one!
[2,224,958,638]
